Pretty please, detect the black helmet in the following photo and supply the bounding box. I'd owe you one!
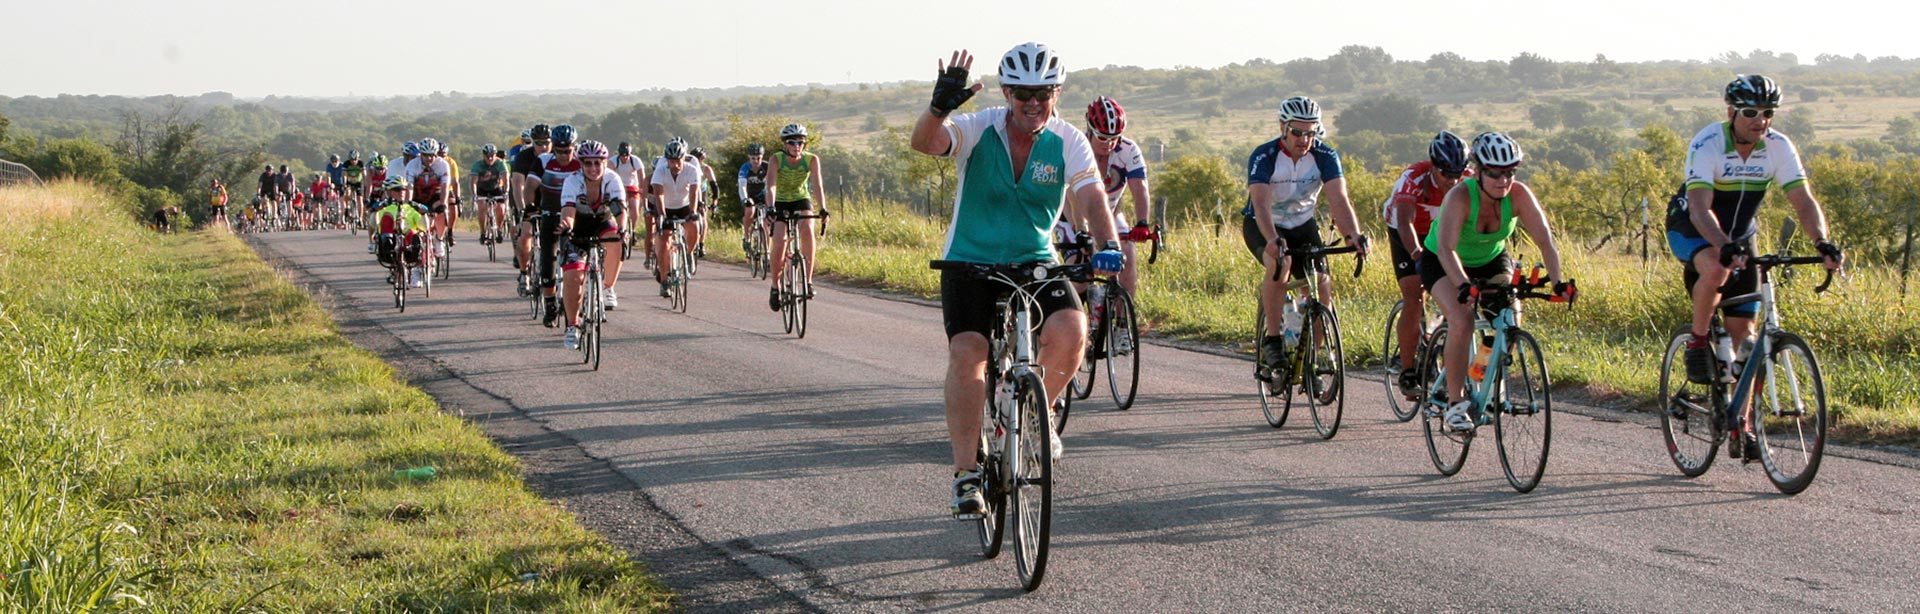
[530,123,552,140]
[746,143,765,156]
[1724,74,1782,109]
[617,141,631,156]
[551,124,577,146]
[1428,131,1469,174]
[691,147,707,160]
[279,164,289,172]
[265,164,273,172]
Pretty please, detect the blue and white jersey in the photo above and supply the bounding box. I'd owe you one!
[1241,138,1344,230]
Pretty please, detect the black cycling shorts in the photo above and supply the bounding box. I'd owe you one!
[774,198,813,217]
[1418,250,1514,294]
[939,268,1082,340]
[659,206,699,231]
[1241,216,1323,281]
[1390,234,1424,280]
[1680,238,1761,318]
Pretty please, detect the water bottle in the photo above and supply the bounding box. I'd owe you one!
[1087,284,1107,324]
[1714,334,1736,382]
[393,466,438,481]
[1280,299,1302,348]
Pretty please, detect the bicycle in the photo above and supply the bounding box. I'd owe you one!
[1381,296,1441,422]
[1058,226,1162,429]
[570,235,622,371]
[745,202,771,280]
[772,210,829,337]
[478,195,508,263]
[930,259,1091,593]
[1415,266,1567,493]
[527,211,560,322]
[1659,233,1833,495]
[662,217,692,314]
[1253,241,1363,439]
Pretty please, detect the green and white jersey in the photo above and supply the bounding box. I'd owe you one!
[939,107,1100,264]
[1665,122,1810,242]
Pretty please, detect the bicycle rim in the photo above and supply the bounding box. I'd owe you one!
[1420,326,1470,475]
[796,259,811,339]
[1383,300,1420,422]
[782,257,800,334]
[975,436,1007,559]
[438,237,451,279]
[1255,305,1288,428]
[1010,372,1052,592]
[1495,329,1552,493]
[1659,330,1720,477]
[1106,287,1141,410]
[1304,305,1345,439]
[1757,332,1826,495]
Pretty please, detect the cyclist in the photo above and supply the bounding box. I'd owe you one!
[738,142,770,251]
[612,141,648,247]
[365,154,392,252]
[208,178,230,232]
[290,187,308,229]
[513,124,554,296]
[649,137,703,298]
[557,140,629,349]
[908,44,1123,516]
[691,147,719,258]
[404,138,455,258]
[508,128,532,161]
[1668,74,1843,397]
[1385,131,1472,395]
[471,144,511,246]
[765,123,827,311]
[275,164,295,207]
[439,141,462,245]
[325,154,346,197]
[256,164,278,208]
[1081,96,1155,296]
[1422,132,1575,432]
[342,150,366,215]
[372,176,431,287]
[533,125,585,325]
[309,172,335,226]
[1242,96,1370,368]
[398,141,420,179]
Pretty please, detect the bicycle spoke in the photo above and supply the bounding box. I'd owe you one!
[1757,332,1826,494]
[1660,330,1721,477]
[1495,330,1552,493]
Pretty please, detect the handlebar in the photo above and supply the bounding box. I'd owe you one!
[1718,253,1836,295]
[1271,242,1364,281]
[930,260,1096,285]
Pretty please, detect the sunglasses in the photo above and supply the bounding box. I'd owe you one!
[1480,166,1519,180]
[534,139,552,145]
[1091,131,1122,141]
[784,139,806,146]
[1438,170,1464,180]
[1736,107,1776,119]
[1286,127,1318,138]
[1007,86,1058,102]
[552,147,574,153]
[581,160,604,167]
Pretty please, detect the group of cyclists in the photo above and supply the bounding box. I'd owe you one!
[220,152,377,233]
[911,44,1844,526]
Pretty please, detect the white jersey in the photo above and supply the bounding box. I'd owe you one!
[650,159,702,210]
[400,157,449,182]
[1097,136,1149,211]
[611,154,647,190]
[561,172,626,216]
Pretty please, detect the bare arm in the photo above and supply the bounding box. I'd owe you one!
[1434,185,1471,288]
[1128,177,1151,227]
[809,155,826,208]
[1511,183,1565,283]
[1076,184,1121,248]
[1392,193,1423,259]
[1784,183,1843,269]
[910,50,982,156]
[1685,186,1730,247]
[1322,176,1366,253]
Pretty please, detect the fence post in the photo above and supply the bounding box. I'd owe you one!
[1904,193,1915,297]
[1640,196,1650,266]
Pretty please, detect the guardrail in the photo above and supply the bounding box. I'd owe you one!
[0,158,45,187]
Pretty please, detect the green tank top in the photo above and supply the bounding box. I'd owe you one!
[943,124,1071,263]
[774,152,814,202]
[1424,178,1515,267]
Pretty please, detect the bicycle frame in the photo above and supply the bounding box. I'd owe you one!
[1720,259,1823,436]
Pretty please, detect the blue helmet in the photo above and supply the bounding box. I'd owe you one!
[1428,131,1469,174]
[402,141,420,156]
[551,124,578,146]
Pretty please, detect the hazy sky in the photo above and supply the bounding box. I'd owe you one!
[6,0,1915,98]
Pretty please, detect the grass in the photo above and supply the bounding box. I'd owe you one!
[708,195,1920,447]
[1,182,671,612]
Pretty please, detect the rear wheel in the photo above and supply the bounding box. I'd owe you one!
[1420,325,1470,476]
[1383,299,1421,422]
[1105,286,1141,410]
[1756,332,1827,495]
[1304,304,1345,440]
[794,256,811,339]
[1659,329,1720,477]
[1495,329,1552,493]
[1010,372,1052,593]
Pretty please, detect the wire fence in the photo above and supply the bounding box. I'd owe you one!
[0,158,44,188]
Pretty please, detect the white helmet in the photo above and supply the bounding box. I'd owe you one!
[779,123,808,140]
[1277,96,1321,124]
[1471,132,1525,167]
[998,42,1064,87]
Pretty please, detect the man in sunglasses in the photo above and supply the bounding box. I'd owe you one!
[1384,131,1472,396]
[1242,95,1369,368]
[532,125,585,326]
[512,123,553,297]
[1665,75,1844,403]
[1079,96,1154,300]
[910,43,1124,518]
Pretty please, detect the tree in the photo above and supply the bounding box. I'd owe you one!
[1510,52,1560,89]
[1155,154,1240,227]
[1336,94,1446,136]
[1773,107,1817,148]
[1527,102,1563,130]
[592,102,694,155]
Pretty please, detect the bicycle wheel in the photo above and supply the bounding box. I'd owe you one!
[1383,300,1419,422]
[583,263,602,367]
[795,257,811,339]
[1255,305,1288,428]
[1755,332,1826,495]
[672,236,691,314]
[977,366,1009,559]
[1071,304,1097,403]
[438,234,452,279]
[1304,304,1345,440]
[1419,325,1471,476]
[781,253,800,334]
[1495,329,1552,493]
[754,224,771,279]
[1105,286,1141,410]
[1009,371,1052,592]
[1659,329,1721,477]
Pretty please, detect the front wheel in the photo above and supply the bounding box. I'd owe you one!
[1382,299,1422,422]
[1494,329,1552,493]
[1009,372,1052,592]
[1254,305,1288,428]
[1659,329,1721,477]
[1420,325,1471,476]
[1304,304,1345,440]
[1756,332,1827,495]
[1105,286,1141,411]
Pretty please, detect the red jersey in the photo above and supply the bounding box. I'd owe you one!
[1383,161,1472,236]
[309,180,332,199]
[368,168,389,187]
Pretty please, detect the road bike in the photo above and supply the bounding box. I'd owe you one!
[931,259,1093,593]
[773,210,829,337]
[570,235,622,371]
[1058,226,1162,430]
[1416,266,1568,493]
[1659,223,1834,495]
[745,202,771,280]
[478,195,508,263]
[1253,241,1363,439]
[1380,296,1441,422]
[662,217,692,314]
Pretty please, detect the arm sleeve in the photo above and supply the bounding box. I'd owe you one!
[1314,146,1344,181]
[942,108,996,161]
[560,175,584,208]
[1246,144,1275,186]
[1683,129,1720,191]
[1059,123,1102,192]
[1774,135,1810,191]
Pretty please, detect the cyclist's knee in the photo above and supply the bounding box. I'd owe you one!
[948,333,989,362]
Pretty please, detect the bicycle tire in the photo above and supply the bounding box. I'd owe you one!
[1495,329,1552,493]
[1659,329,1721,477]
[438,235,452,280]
[1255,305,1288,428]
[1756,332,1827,495]
[1420,325,1471,476]
[795,256,811,339]
[583,260,602,368]
[1383,299,1420,422]
[1106,286,1141,410]
[1305,304,1346,440]
[781,255,798,334]
[977,360,1010,559]
[1010,371,1052,592]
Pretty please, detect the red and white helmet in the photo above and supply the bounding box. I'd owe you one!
[1086,96,1127,137]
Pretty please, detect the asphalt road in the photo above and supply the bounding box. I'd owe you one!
[250,229,1918,613]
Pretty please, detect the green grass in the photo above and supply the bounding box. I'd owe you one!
[1,182,671,612]
[710,195,1920,447]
